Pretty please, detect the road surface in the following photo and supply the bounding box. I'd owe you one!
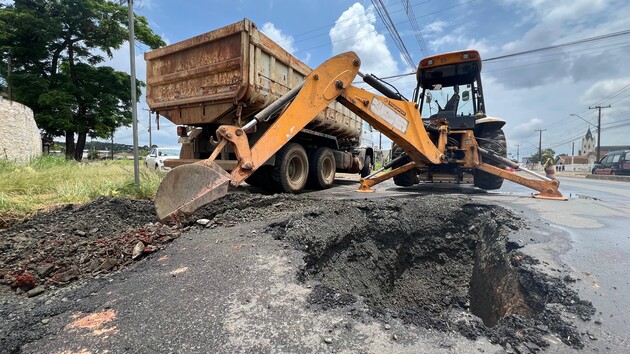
[9,175,630,353]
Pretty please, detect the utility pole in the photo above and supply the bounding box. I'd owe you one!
[142,108,152,147]
[515,144,520,162]
[535,129,546,165]
[571,142,574,165]
[121,0,140,190]
[589,105,611,162]
[111,133,114,160]
[7,53,12,101]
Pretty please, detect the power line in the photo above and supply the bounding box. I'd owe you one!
[295,0,475,54]
[403,0,430,56]
[589,105,611,161]
[371,0,415,69]
[483,29,630,62]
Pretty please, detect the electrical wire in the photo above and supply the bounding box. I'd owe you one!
[371,0,415,69]
[483,29,630,62]
[295,1,475,54]
[403,0,430,56]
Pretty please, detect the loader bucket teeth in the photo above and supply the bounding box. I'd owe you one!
[155,162,232,223]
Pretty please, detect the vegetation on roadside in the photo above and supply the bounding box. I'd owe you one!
[0,156,163,226]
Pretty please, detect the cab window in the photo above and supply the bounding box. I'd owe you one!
[611,154,621,163]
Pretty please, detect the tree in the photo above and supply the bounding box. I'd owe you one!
[529,148,556,164]
[0,0,165,161]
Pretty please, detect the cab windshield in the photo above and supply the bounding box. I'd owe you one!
[420,84,475,119]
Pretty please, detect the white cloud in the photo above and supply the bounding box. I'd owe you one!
[509,118,545,141]
[423,20,447,35]
[582,77,630,103]
[329,3,399,77]
[427,26,496,57]
[261,22,296,54]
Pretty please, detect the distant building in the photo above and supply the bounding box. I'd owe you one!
[555,155,589,165]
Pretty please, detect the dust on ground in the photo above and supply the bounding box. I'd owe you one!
[0,192,595,353]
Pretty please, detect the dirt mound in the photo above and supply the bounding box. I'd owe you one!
[0,197,180,295]
[0,193,596,352]
[265,195,595,350]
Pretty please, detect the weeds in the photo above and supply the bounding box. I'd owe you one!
[0,156,164,226]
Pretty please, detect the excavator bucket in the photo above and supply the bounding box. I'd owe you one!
[155,161,232,223]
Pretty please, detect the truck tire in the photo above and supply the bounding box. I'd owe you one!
[391,144,415,187]
[307,147,336,189]
[272,143,309,193]
[360,155,373,178]
[474,128,507,190]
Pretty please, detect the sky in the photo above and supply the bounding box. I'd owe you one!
[104,0,630,159]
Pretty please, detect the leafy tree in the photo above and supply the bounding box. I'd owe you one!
[529,148,556,164]
[0,0,165,161]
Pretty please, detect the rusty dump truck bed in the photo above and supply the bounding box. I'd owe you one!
[145,19,362,140]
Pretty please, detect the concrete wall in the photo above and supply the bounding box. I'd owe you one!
[0,98,42,163]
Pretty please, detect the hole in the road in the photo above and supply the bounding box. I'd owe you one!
[298,204,532,327]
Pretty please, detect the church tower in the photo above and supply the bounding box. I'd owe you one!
[580,128,595,156]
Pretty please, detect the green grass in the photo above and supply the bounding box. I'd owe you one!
[0,156,163,225]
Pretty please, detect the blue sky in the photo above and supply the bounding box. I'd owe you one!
[107,0,630,158]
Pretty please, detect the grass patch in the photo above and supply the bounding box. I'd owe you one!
[0,156,163,227]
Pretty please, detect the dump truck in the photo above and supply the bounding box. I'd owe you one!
[145,19,374,194]
[147,22,566,223]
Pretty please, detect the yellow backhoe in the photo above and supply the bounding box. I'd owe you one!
[154,50,565,222]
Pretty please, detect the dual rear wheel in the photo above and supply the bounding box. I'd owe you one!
[247,143,335,193]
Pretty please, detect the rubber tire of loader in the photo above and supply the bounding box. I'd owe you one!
[391,144,415,187]
[272,143,309,193]
[307,147,336,190]
[474,127,507,190]
[360,155,373,178]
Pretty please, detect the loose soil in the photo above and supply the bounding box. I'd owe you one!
[0,192,595,353]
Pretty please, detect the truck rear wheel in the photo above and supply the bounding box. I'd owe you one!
[272,143,309,193]
[308,147,336,189]
[391,144,415,187]
[360,155,373,178]
[474,128,507,190]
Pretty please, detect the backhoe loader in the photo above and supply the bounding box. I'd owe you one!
[155,50,565,222]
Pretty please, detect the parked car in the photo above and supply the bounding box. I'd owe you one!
[145,147,181,171]
[591,150,630,175]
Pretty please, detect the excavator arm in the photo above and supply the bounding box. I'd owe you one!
[155,51,565,223]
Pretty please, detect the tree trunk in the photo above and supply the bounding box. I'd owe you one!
[75,132,87,162]
[65,130,75,160]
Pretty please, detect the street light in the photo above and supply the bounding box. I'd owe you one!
[569,113,596,128]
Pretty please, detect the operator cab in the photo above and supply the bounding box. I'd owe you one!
[413,50,485,130]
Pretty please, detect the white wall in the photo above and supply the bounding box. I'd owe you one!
[0,98,42,163]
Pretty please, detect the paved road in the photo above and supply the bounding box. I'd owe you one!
[17,175,630,353]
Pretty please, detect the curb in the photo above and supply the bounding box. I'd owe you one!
[585,174,630,182]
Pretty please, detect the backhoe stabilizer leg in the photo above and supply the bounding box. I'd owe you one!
[474,163,567,200]
[358,162,416,192]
